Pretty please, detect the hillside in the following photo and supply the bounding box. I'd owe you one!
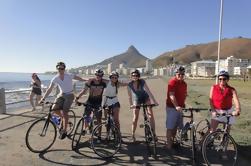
[153,37,251,67]
[81,45,148,70]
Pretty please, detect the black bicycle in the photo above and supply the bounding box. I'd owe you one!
[176,108,209,165]
[136,104,158,158]
[202,112,238,166]
[25,101,76,153]
[72,102,100,151]
[90,104,121,158]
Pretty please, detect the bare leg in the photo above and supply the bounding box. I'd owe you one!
[29,92,35,110]
[113,107,120,131]
[147,107,155,133]
[132,108,140,140]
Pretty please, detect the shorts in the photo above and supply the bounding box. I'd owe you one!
[32,87,42,95]
[84,100,102,119]
[211,108,235,124]
[53,93,74,112]
[166,107,183,129]
[107,102,120,109]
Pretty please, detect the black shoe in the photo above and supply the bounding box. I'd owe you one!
[59,131,67,140]
[81,130,87,136]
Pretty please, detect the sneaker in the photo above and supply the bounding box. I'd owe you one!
[59,131,67,140]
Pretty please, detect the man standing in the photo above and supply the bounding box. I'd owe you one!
[41,62,86,139]
[166,66,187,149]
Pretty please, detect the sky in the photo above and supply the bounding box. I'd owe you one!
[0,0,250,73]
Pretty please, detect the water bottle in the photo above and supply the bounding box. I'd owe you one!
[52,115,60,125]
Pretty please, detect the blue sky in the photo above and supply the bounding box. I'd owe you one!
[0,0,250,73]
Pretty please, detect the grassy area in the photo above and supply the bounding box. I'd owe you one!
[162,76,251,148]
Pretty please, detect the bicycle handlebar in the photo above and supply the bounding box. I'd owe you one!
[75,101,102,111]
[130,104,158,109]
[182,108,209,112]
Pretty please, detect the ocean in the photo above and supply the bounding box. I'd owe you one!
[0,72,54,111]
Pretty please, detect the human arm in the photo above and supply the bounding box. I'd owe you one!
[40,82,55,102]
[75,80,90,101]
[143,82,158,105]
[232,89,241,116]
[169,92,182,111]
[127,86,133,106]
[73,75,87,82]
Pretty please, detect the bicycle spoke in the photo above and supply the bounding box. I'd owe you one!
[91,123,121,158]
[202,131,237,165]
[25,119,57,153]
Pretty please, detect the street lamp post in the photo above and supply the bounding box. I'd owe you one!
[216,0,224,83]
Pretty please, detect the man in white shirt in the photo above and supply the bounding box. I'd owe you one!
[41,62,86,139]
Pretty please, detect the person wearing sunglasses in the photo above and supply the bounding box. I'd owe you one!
[75,68,107,142]
[209,70,241,133]
[40,62,87,139]
[127,69,158,142]
[166,66,187,150]
[101,71,128,133]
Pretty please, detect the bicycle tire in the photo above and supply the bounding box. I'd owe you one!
[195,119,210,142]
[25,118,57,153]
[66,109,76,136]
[71,118,84,150]
[202,130,238,166]
[144,124,157,158]
[91,122,121,158]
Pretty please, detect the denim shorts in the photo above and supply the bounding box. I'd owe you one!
[166,107,183,129]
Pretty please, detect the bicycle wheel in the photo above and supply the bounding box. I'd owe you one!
[71,118,83,150]
[202,131,238,165]
[66,109,76,136]
[91,122,121,158]
[25,118,57,153]
[145,124,157,158]
[195,119,210,142]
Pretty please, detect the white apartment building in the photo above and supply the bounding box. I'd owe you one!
[191,60,215,77]
[215,56,251,75]
[145,59,153,73]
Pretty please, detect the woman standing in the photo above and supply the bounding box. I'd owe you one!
[127,69,158,142]
[29,73,42,111]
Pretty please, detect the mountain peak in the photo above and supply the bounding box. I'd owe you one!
[126,45,140,54]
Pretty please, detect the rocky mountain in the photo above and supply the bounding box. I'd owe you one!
[153,37,251,67]
[79,45,148,70]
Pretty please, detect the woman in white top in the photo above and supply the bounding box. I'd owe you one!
[102,71,127,131]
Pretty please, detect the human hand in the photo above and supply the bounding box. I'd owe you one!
[232,111,240,116]
[39,98,45,104]
[175,106,182,112]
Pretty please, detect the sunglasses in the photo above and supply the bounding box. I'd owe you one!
[219,78,227,81]
[95,74,103,77]
[57,68,65,70]
[177,73,185,76]
[111,76,118,79]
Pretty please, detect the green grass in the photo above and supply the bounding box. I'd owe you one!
[162,77,251,147]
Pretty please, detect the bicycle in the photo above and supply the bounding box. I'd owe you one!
[90,104,122,158]
[25,101,76,153]
[202,112,238,166]
[135,104,158,158]
[175,108,209,165]
[71,102,100,151]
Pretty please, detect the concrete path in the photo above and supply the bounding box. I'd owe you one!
[0,78,248,166]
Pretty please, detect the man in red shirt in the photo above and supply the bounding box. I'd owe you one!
[166,66,187,149]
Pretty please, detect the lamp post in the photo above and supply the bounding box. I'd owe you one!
[216,0,224,83]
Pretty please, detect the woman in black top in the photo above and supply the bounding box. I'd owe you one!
[29,73,42,111]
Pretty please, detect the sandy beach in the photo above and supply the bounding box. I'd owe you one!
[0,77,249,166]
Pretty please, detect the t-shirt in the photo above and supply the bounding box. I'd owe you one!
[211,84,234,110]
[103,81,119,106]
[166,77,187,108]
[51,73,75,95]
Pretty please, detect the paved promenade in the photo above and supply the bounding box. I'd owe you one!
[0,78,249,166]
